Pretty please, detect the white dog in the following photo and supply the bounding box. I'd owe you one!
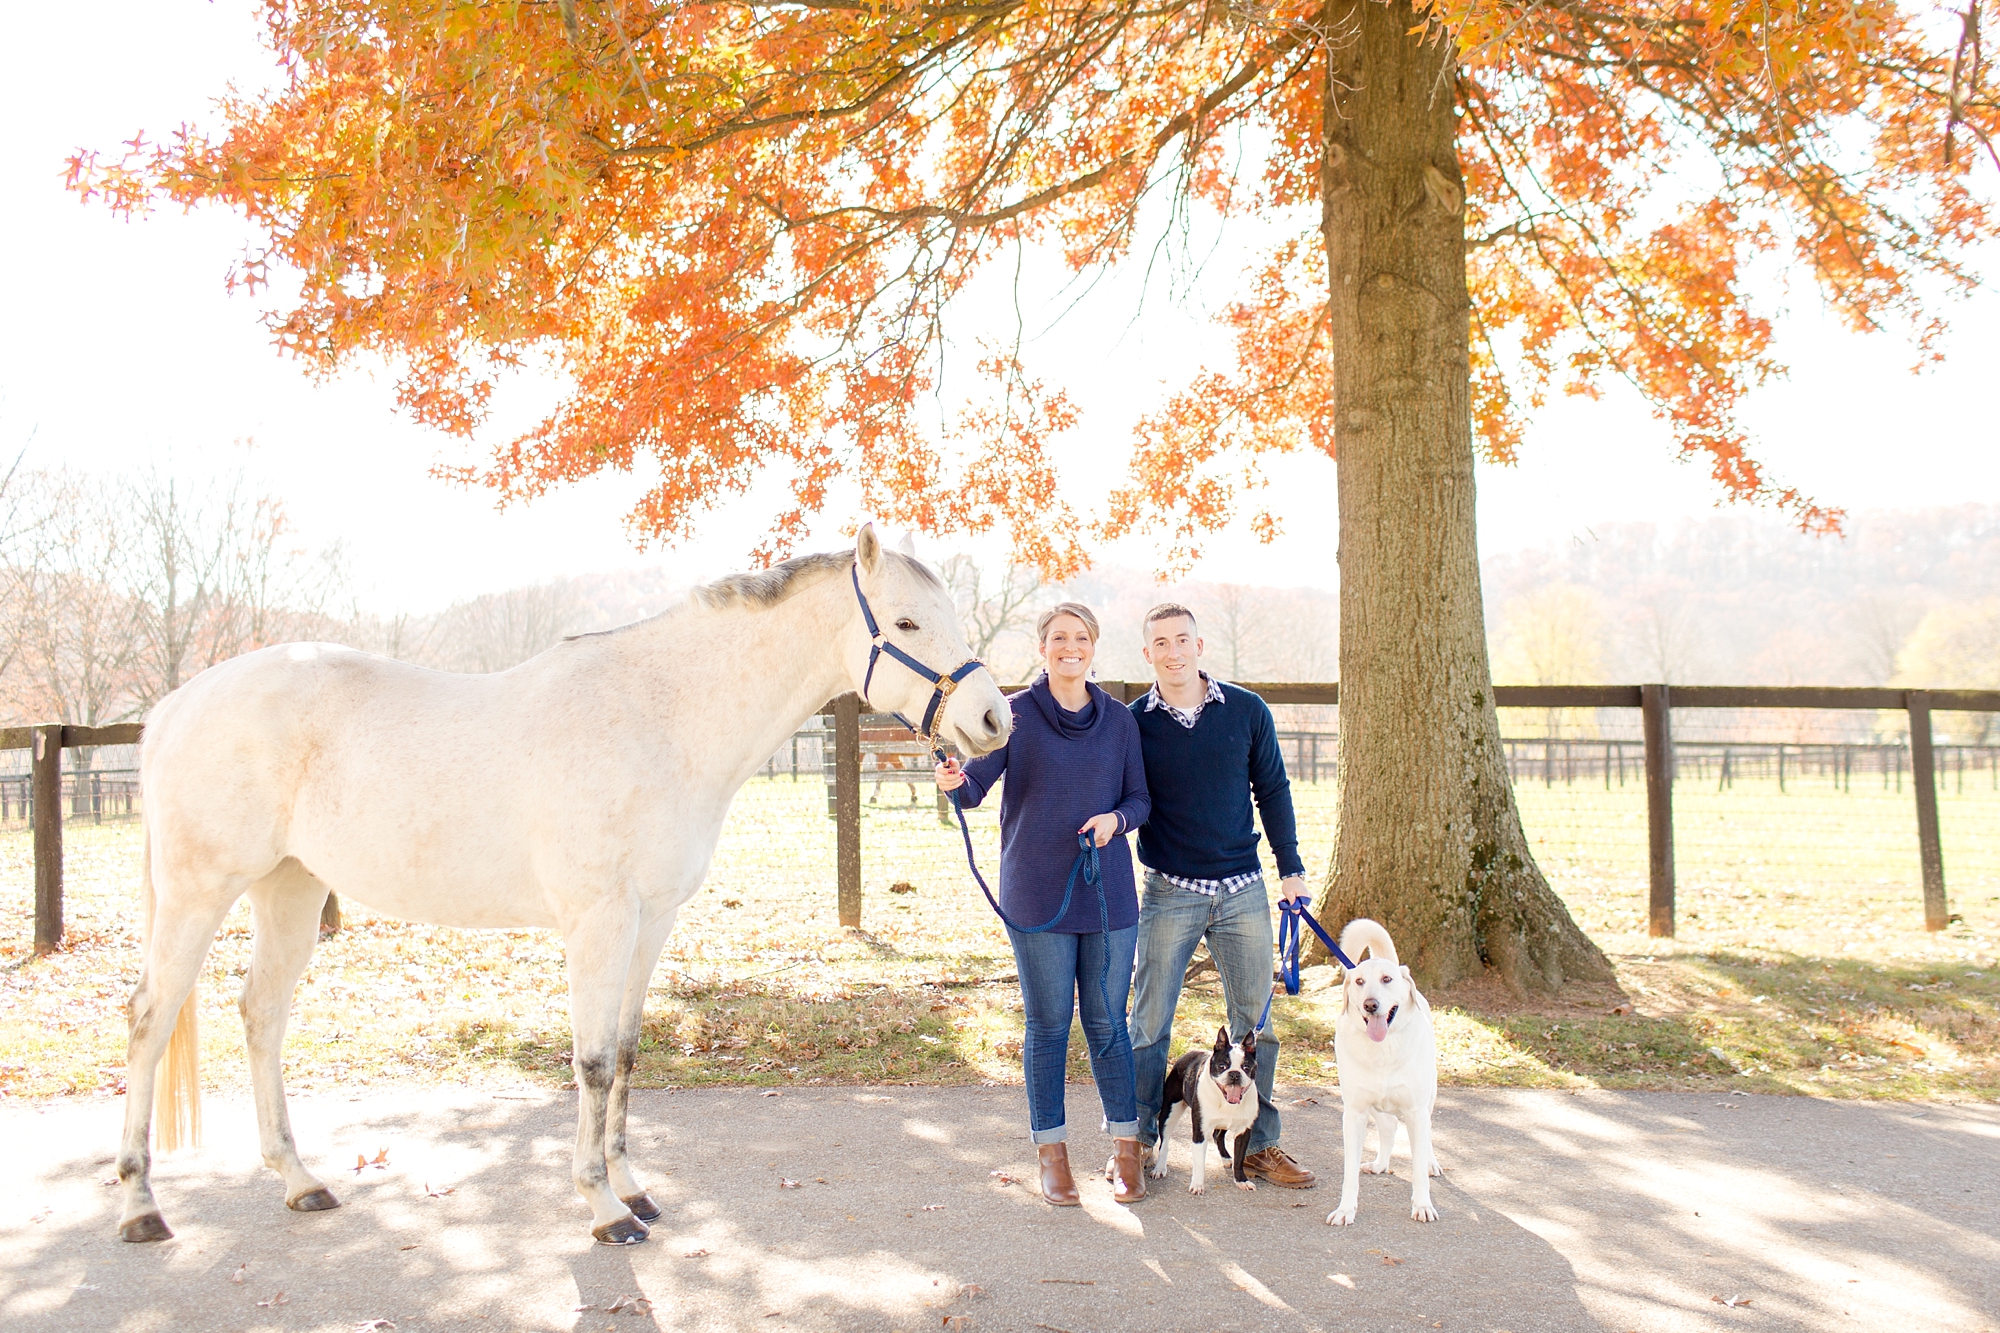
[1326,918,1441,1226]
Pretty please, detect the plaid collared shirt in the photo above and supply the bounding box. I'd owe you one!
[1155,867,1266,898]
[1142,671,1226,730]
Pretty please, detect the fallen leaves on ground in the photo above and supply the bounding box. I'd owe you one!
[1380,1254,1405,1266]
[989,1170,1018,1185]
[354,1321,396,1332]
[257,1292,289,1308]
[423,1182,455,1197]
[606,1295,654,1315]
[779,1177,801,1189]
[1712,1295,1753,1308]
[922,1203,945,1211]
[352,1149,390,1173]
[230,1264,246,1284]
[684,1248,710,1258]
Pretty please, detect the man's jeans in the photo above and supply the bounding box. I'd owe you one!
[1130,870,1281,1154]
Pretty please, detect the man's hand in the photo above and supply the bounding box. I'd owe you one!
[1080,813,1122,848]
[1278,875,1308,903]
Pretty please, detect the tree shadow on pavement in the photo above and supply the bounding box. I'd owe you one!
[6,1085,1991,1331]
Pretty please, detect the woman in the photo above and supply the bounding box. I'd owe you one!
[936,602,1151,1207]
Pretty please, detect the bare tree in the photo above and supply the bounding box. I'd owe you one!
[428,582,584,673]
[7,471,143,727]
[1205,584,1268,680]
[938,554,1045,681]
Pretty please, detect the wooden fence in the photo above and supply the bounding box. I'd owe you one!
[819,683,2000,937]
[10,682,2000,951]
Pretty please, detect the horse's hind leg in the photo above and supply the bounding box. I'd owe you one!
[242,860,339,1212]
[118,897,233,1242]
[563,901,648,1245]
[605,908,679,1223]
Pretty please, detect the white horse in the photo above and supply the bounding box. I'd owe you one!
[116,525,1009,1246]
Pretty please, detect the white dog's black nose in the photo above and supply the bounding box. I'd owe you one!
[1362,999,1379,1014]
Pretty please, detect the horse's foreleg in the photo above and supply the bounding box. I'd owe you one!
[564,902,648,1245]
[243,862,339,1212]
[605,909,678,1223]
[118,899,233,1242]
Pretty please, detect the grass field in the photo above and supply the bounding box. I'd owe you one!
[2,773,1996,1108]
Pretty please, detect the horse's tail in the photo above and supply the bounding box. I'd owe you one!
[1338,917,1399,969]
[142,796,202,1151]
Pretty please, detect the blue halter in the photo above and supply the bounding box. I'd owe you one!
[851,565,986,745]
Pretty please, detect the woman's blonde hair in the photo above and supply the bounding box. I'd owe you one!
[1036,601,1100,644]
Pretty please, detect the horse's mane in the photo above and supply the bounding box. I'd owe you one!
[693,549,854,610]
[694,546,942,610]
[564,546,942,644]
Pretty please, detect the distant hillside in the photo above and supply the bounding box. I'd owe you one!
[1481,505,2000,686]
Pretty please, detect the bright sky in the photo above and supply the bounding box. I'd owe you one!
[4,2,1997,614]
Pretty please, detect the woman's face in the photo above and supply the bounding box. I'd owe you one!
[1039,614,1096,681]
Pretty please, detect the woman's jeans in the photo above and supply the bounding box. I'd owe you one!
[1006,924,1141,1145]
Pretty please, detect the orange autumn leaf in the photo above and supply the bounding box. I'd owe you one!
[68,0,1998,572]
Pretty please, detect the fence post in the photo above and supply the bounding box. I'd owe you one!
[1642,684,1675,938]
[834,692,863,928]
[33,724,64,955]
[1907,690,1949,931]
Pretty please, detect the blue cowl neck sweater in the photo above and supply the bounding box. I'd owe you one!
[956,676,1151,934]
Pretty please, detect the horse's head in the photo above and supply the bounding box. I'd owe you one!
[848,523,1011,757]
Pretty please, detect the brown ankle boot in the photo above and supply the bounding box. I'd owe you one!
[1038,1143,1079,1207]
[1111,1138,1147,1204]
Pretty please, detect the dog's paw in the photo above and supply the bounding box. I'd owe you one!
[1236,1179,1256,1192]
[1187,1181,1206,1196]
[1411,1200,1438,1223]
[1360,1161,1392,1175]
[1326,1206,1357,1226]
[1428,1158,1445,1177]
[1148,1161,1169,1181]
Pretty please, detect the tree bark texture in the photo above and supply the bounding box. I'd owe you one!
[1317,1,1609,991]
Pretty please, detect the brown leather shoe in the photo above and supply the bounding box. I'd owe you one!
[1038,1144,1079,1207]
[1242,1145,1316,1189]
[1111,1138,1147,1204]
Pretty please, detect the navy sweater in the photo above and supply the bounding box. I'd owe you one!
[956,678,1151,934]
[1129,681,1304,882]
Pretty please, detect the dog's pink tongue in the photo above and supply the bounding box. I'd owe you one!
[1365,1012,1391,1042]
[1222,1085,1245,1104]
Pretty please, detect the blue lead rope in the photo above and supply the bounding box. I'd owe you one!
[941,772,1117,1060]
[1256,897,1359,1035]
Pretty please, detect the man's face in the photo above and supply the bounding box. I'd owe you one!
[1141,615,1203,684]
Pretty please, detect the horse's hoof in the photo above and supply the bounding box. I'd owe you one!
[119,1212,173,1243]
[288,1188,342,1213]
[592,1215,650,1246]
[620,1192,662,1223]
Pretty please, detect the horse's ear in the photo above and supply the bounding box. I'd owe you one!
[896,530,917,557]
[856,522,882,576]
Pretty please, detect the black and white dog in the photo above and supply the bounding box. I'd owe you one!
[1151,1027,1263,1194]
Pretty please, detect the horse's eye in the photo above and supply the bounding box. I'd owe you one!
[895,618,919,632]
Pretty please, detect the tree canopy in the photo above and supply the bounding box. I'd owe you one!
[71,0,1997,574]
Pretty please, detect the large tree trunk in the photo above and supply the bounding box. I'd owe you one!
[1317,0,1609,992]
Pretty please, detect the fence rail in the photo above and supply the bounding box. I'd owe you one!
[11,683,2000,950]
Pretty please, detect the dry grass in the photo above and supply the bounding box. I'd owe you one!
[2,776,1996,1107]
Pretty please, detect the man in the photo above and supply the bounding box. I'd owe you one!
[1124,603,1316,1188]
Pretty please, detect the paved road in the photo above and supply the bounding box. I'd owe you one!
[1,1084,1995,1332]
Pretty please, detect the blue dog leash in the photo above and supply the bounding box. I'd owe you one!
[1256,896,1359,1034]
